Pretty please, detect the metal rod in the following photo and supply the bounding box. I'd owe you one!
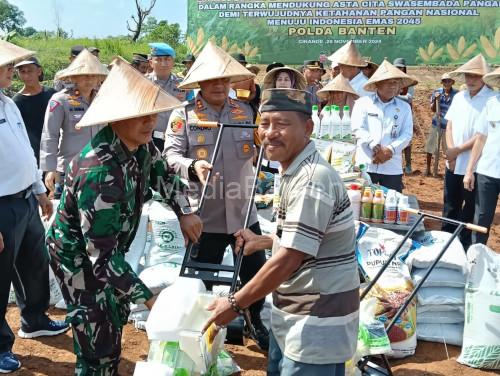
[360,215,424,300]
[385,223,464,333]
[433,96,442,177]
[231,145,265,292]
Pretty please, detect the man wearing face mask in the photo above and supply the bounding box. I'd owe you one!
[146,42,190,151]
[351,60,418,192]
[165,41,269,350]
[40,49,107,198]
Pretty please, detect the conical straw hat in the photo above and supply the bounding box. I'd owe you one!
[317,74,359,100]
[363,56,379,69]
[76,57,183,128]
[0,40,34,67]
[57,49,109,79]
[178,41,255,90]
[483,66,500,88]
[263,67,307,90]
[327,41,367,67]
[449,54,491,78]
[363,60,418,92]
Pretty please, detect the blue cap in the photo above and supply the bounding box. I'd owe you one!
[148,43,176,58]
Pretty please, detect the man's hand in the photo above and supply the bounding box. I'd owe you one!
[194,160,213,185]
[463,171,475,192]
[446,146,461,161]
[44,171,59,192]
[179,214,203,245]
[234,229,265,256]
[0,232,4,254]
[202,297,238,334]
[36,193,53,220]
[373,146,393,164]
[144,296,157,311]
[448,159,456,172]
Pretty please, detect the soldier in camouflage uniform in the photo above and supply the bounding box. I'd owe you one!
[146,42,193,150]
[165,42,269,350]
[46,58,202,375]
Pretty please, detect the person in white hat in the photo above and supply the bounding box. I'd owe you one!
[40,49,108,199]
[0,40,69,374]
[463,66,500,246]
[45,57,202,375]
[351,59,418,192]
[328,41,370,97]
[424,72,457,176]
[442,53,495,249]
[165,41,270,350]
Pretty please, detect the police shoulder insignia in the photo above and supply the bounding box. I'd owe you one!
[170,116,185,133]
[49,100,61,112]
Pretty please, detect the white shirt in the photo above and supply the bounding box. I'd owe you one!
[349,71,371,98]
[445,85,495,175]
[0,92,45,196]
[475,94,500,179]
[351,93,413,175]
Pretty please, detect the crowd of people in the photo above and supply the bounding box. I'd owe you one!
[0,36,498,375]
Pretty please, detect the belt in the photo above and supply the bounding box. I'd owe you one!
[1,187,32,200]
[153,131,165,140]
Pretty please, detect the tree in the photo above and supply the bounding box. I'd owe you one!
[127,0,157,42]
[141,16,182,47]
[0,0,26,34]
[20,26,37,37]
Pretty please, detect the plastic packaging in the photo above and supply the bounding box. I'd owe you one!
[359,164,372,185]
[331,105,342,140]
[341,105,351,141]
[397,195,410,225]
[371,189,385,223]
[311,104,320,138]
[360,187,373,222]
[348,184,362,221]
[319,105,331,139]
[383,190,398,224]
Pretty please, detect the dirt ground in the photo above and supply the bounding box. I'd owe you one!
[6,66,499,375]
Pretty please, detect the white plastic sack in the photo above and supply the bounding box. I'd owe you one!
[417,309,464,324]
[418,323,463,346]
[417,304,464,314]
[405,231,467,274]
[412,267,465,288]
[146,201,185,267]
[458,244,500,369]
[126,201,151,273]
[138,264,180,295]
[357,225,418,358]
[417,287,464,306]
[49,267,64,305]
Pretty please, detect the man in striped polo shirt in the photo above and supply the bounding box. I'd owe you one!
[203,88,359,375]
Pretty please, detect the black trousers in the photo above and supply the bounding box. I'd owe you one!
[473,173,500,245]
[442,168,476,250]
[368,173,403,193]
[192,222,267,318]
[0,194,50,352]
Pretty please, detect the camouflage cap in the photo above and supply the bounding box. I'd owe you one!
[260,88,312,115]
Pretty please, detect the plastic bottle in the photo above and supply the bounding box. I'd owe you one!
[331,105,342,140]
[397,195,410,225]
[371,189,385,223]
[312,105,320,138]
[347,184,362,221]
[341,105,351,141]
[360,187,373,222]
[359,164,372,184]
[319,105,331,139]
[384,190,398,224]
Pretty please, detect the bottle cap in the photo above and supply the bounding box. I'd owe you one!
[343,105,350,111]
[350,183,361,190]
[312,105,319,110]
[359,163,366,171]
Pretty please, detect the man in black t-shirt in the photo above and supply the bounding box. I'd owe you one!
[13,57,56,166]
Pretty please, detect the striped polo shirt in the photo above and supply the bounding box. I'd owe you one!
[271,140,360,364]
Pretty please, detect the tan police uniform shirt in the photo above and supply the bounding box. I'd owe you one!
[39,88,102,173]
[147,72,188,139]
[164,93,258,234]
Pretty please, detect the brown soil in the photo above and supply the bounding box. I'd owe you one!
[6,67,499,375]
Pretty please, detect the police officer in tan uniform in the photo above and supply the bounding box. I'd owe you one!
[40,49,107,197]
[303,60,325,106]
[164,42,269,350]
[146,42,192,150]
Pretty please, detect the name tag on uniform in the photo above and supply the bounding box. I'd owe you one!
[0,119,6,125]
[368,113,378,117]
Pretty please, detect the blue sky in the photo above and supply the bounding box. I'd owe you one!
[10,0,188,37]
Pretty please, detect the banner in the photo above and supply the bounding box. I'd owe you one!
[187,0,500,65]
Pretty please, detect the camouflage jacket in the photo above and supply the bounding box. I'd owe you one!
[46,126,191,305]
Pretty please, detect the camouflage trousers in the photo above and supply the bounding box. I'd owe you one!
[66,288,130,376]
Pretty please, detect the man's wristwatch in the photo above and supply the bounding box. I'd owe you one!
[188,159,200,182]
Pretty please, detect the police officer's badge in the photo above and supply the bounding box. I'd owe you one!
[197,134,206,144]
[170,116,184,133]
[196,147,209,159]
[242,143,251,154]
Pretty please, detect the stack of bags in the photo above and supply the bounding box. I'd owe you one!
[404,231,467,346]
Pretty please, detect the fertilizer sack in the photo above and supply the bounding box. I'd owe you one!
[418,323,463,346]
